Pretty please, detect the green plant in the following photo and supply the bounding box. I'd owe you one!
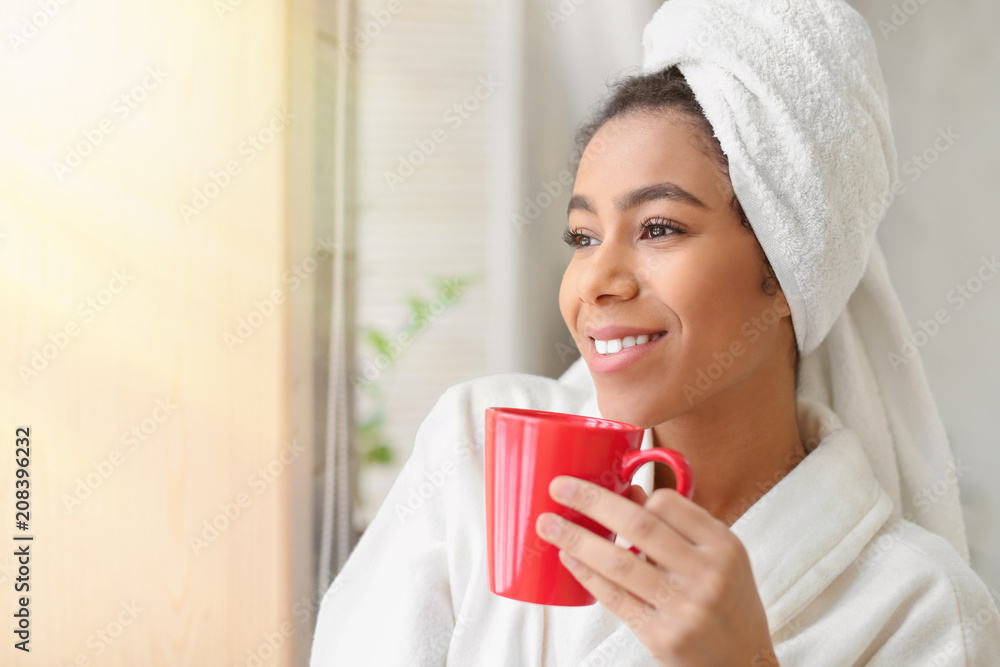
[354,274,477,466]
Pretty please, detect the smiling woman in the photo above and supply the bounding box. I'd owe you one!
[309,1,1000,665]
[557,69,806,527]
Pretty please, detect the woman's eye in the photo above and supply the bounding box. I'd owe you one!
[562,220,682,248]
[640,219,684,239]
[562,228,600,249]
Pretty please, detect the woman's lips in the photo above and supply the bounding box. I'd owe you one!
[587,331,667,374]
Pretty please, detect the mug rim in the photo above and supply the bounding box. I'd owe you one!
[486,407,642,433]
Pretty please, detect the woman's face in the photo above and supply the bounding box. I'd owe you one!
[559,111,793,427]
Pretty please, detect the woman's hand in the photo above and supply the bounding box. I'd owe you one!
[535,476,776,667]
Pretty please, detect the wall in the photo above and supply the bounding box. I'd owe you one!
[851,0,1000,593]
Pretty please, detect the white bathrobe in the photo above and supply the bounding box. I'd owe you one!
[309,371,1000,666]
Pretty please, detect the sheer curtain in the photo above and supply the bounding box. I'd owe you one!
[317,0,357,593]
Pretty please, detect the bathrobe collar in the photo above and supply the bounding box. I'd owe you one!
[576,391,893,634]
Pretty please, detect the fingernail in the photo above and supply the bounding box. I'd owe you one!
[560,550,580,568]
[550,476,577,501]
[538,513,562,539]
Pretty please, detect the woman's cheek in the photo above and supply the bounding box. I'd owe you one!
[558,274,576,332]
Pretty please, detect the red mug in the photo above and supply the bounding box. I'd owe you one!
[485,407,694,606]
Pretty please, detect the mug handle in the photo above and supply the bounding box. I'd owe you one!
[619,447,694,499]
[617,448,695,555]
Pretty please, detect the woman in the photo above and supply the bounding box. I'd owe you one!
[310,1,1000,664]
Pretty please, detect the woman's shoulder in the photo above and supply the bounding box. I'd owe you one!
[412,370,595,459]
[778,515,1000,664]
[823,515,1000,662]
[856,517,995,602]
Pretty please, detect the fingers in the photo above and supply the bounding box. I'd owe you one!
[627,484,648,505]
[642,487,727,545]
[556,549,662,626]
[536,511,679,611]
[546,476,702,575]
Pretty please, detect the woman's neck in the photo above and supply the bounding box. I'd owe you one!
[651,368,806,527]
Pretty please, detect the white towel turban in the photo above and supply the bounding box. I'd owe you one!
[633,0,970,560]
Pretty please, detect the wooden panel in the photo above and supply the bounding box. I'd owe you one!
[0,1,308,664]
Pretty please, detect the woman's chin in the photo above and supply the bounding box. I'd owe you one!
[595,390,687,429]
[595,396,654,428]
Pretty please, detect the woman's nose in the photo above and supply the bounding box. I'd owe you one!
[577,246,639,304]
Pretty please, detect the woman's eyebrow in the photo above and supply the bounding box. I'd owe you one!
[567,182,709,216]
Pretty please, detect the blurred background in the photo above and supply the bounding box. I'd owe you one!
[1,0,997,665]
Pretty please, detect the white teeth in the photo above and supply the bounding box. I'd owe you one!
[593,332,664,356]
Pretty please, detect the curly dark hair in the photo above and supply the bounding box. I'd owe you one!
[568,65,800,389]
